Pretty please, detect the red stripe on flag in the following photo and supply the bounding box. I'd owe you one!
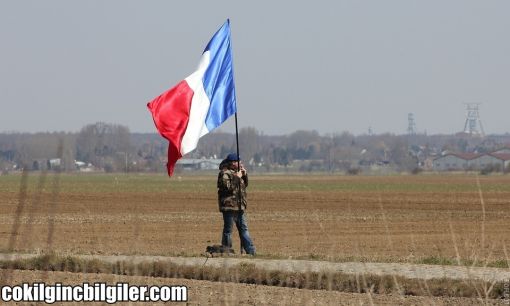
[147,80,194,176]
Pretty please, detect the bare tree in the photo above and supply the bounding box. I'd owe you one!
[76,122,131,170]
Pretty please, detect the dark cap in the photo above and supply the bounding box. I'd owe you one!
[226,153,240,161]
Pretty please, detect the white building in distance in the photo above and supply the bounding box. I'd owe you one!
[433,149,510,171]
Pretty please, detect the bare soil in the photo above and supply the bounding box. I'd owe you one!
[0,175,508,263]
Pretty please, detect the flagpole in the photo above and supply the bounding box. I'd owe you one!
[235,112,240,169]
[234,112,244,254]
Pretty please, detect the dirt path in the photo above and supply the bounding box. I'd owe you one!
[1,253,509,283]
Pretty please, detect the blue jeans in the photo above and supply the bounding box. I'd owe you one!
[221,211,256,255]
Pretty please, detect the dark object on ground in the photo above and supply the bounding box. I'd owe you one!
[206,245,235,257]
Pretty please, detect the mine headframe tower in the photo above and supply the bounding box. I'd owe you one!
[463,103,484,136]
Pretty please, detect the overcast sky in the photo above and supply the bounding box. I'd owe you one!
[1,1,509,135]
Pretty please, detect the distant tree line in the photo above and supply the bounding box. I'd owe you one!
[1,122,509,174]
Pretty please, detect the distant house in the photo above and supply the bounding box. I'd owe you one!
[491,153,510,169]
[433,153,481,171]
[30,158,62,171]
[176,158,222,171]
[492,147,510,154]
[433,151,510,171]
[199,159,224,170]
[49,158,61,167]
[470,153,510,170]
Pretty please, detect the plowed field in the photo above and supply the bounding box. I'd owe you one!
[0,173,508,265]
[1,173,510,304]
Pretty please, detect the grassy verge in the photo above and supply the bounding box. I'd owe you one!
[222,252,510,269]
[0,254,506,300]
[417,256,510,268]
[2,250,508,269]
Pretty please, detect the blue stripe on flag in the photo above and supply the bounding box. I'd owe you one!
[202,20,237,131]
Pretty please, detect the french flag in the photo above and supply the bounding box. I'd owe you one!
[147,20,237,176]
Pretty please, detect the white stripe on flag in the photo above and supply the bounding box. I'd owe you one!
[181,51,211,155]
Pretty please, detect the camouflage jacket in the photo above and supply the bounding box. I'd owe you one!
[217,169,248,212]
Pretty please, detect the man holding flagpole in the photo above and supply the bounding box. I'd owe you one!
[147,20,255,254]
[217,153,256,255]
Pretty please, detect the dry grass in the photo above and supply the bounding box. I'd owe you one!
[0,253,506,299]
